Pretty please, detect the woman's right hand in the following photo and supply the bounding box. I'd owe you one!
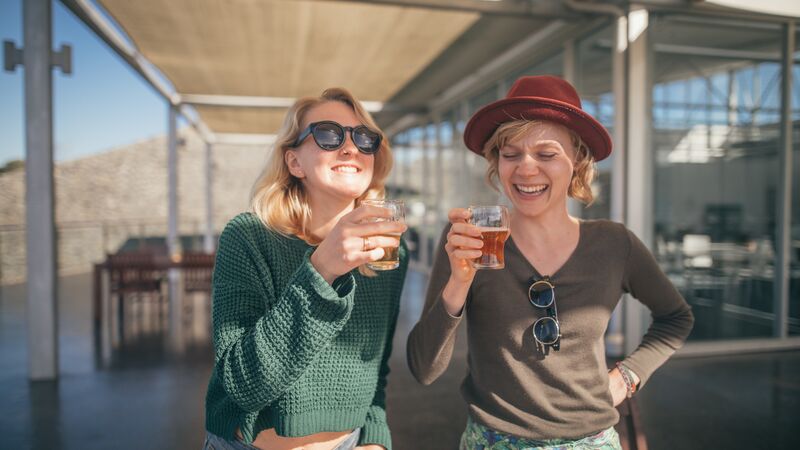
[441,208,483,316]
[310,205,407,284]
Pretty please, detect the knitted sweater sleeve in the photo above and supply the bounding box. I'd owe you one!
[406,225,464,386]
[358,241,409,450]
[621,226,695,388]
[211,222,356,413]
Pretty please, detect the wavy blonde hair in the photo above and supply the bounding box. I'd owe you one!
[482,119,596,205]
[250,88,393,244]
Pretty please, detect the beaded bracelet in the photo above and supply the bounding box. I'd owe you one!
[616,362,637,398]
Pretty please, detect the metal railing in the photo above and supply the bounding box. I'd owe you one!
[0,218,219,285]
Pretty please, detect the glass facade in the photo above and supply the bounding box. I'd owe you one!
[790,29,800,336]
[650,16,796,341]
[386,12,799,350]
[577,24,615,221]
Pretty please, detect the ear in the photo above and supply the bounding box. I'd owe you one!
[284,150,305,178]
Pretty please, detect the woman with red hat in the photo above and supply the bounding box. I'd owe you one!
[407,75,694,449]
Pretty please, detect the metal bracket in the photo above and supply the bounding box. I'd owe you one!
[3,40,72,75]
[3,40,23,72]
[51,44,72,75]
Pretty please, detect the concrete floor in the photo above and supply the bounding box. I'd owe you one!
[0,271,798,450]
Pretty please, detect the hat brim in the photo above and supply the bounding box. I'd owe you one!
[463,96,612,161]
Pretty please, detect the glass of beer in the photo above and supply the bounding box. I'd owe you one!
[362,199,405,271]
[468,205,510,269]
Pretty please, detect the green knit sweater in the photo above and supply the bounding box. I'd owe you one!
[204,212,408,449]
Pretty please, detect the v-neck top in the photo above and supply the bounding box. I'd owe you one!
[406,219,694,440]
[505,219,583,280]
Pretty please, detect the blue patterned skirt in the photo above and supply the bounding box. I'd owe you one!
[459,416,622,450]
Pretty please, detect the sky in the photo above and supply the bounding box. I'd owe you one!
[0,0,169,166]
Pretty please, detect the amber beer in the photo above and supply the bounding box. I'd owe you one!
[468,205,510,270]
[362,199,405,271]
[368,232,401,270]
[474,227,510,269]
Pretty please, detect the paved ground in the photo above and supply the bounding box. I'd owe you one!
[0,272,798,450]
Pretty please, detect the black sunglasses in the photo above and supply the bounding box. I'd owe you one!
[291,120,382,154]
[528,278,561,351]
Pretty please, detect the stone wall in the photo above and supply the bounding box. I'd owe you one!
[0,129,269,284]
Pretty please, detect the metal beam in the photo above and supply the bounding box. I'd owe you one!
[59,0,178,104]
[595,39,800,63]
[59,0,215,143]
[24,0,58,381]
[383,113,423,137]
[663,14,783,31]
[318,0,580,19]
[213,133,276,146]
[429,20,567,112]
[179,93,389,113]
[774,21,795,338]
[677,337,800,357]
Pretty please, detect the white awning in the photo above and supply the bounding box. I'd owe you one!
[98,0,479,134]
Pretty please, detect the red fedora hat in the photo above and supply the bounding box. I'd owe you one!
[463,75,612,161]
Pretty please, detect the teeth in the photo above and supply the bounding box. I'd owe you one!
[516,184,547,194]
[332,166,359,173]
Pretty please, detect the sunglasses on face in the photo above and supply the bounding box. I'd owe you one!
[291,120,382,154]
[528,278,561,351]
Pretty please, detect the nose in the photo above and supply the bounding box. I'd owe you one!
[339,133,358,156]
[516,153,540,176]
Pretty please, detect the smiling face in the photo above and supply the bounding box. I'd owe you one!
[285,101,375,202]
[496,121,576,219]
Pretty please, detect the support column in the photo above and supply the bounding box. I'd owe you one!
[623,7,653,355]
[606,14,628,358]
[775,22,795,338]
[203,141,215,254]
[167,106,179,258]
[167,105,183,353]
[563,38,583,218]
[727,69,738,127]
[420,124,431,271]
[24,0,58,381]
[460,100,471,205]
[433,113,445,233]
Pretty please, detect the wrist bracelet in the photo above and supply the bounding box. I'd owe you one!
[616,362,637,398]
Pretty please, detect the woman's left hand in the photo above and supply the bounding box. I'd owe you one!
[355,445,385,450]
[607,368,628,407]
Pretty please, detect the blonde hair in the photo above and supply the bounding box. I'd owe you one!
[250,88,393,244]
[482,120,596,205]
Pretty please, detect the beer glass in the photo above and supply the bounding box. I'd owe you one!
[362,199,405,271]
[468,205,510,269]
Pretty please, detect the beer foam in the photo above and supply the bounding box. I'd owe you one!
[476,227,509,232]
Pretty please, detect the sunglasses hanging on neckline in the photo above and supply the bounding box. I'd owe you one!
[528,277,561,351]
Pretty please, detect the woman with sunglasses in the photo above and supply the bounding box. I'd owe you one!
[204,88,407,450]
[407,76,694,450]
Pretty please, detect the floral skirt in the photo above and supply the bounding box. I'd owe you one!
[459,416,622,450]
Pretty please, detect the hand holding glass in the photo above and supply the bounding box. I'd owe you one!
[362,199,405,271]
[468,205,510,269]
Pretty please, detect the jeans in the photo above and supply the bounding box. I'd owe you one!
[203,428,362,450]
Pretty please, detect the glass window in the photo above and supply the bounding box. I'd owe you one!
[789,35,800,335]
[577,24,615,221]
[651,15,786,341]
